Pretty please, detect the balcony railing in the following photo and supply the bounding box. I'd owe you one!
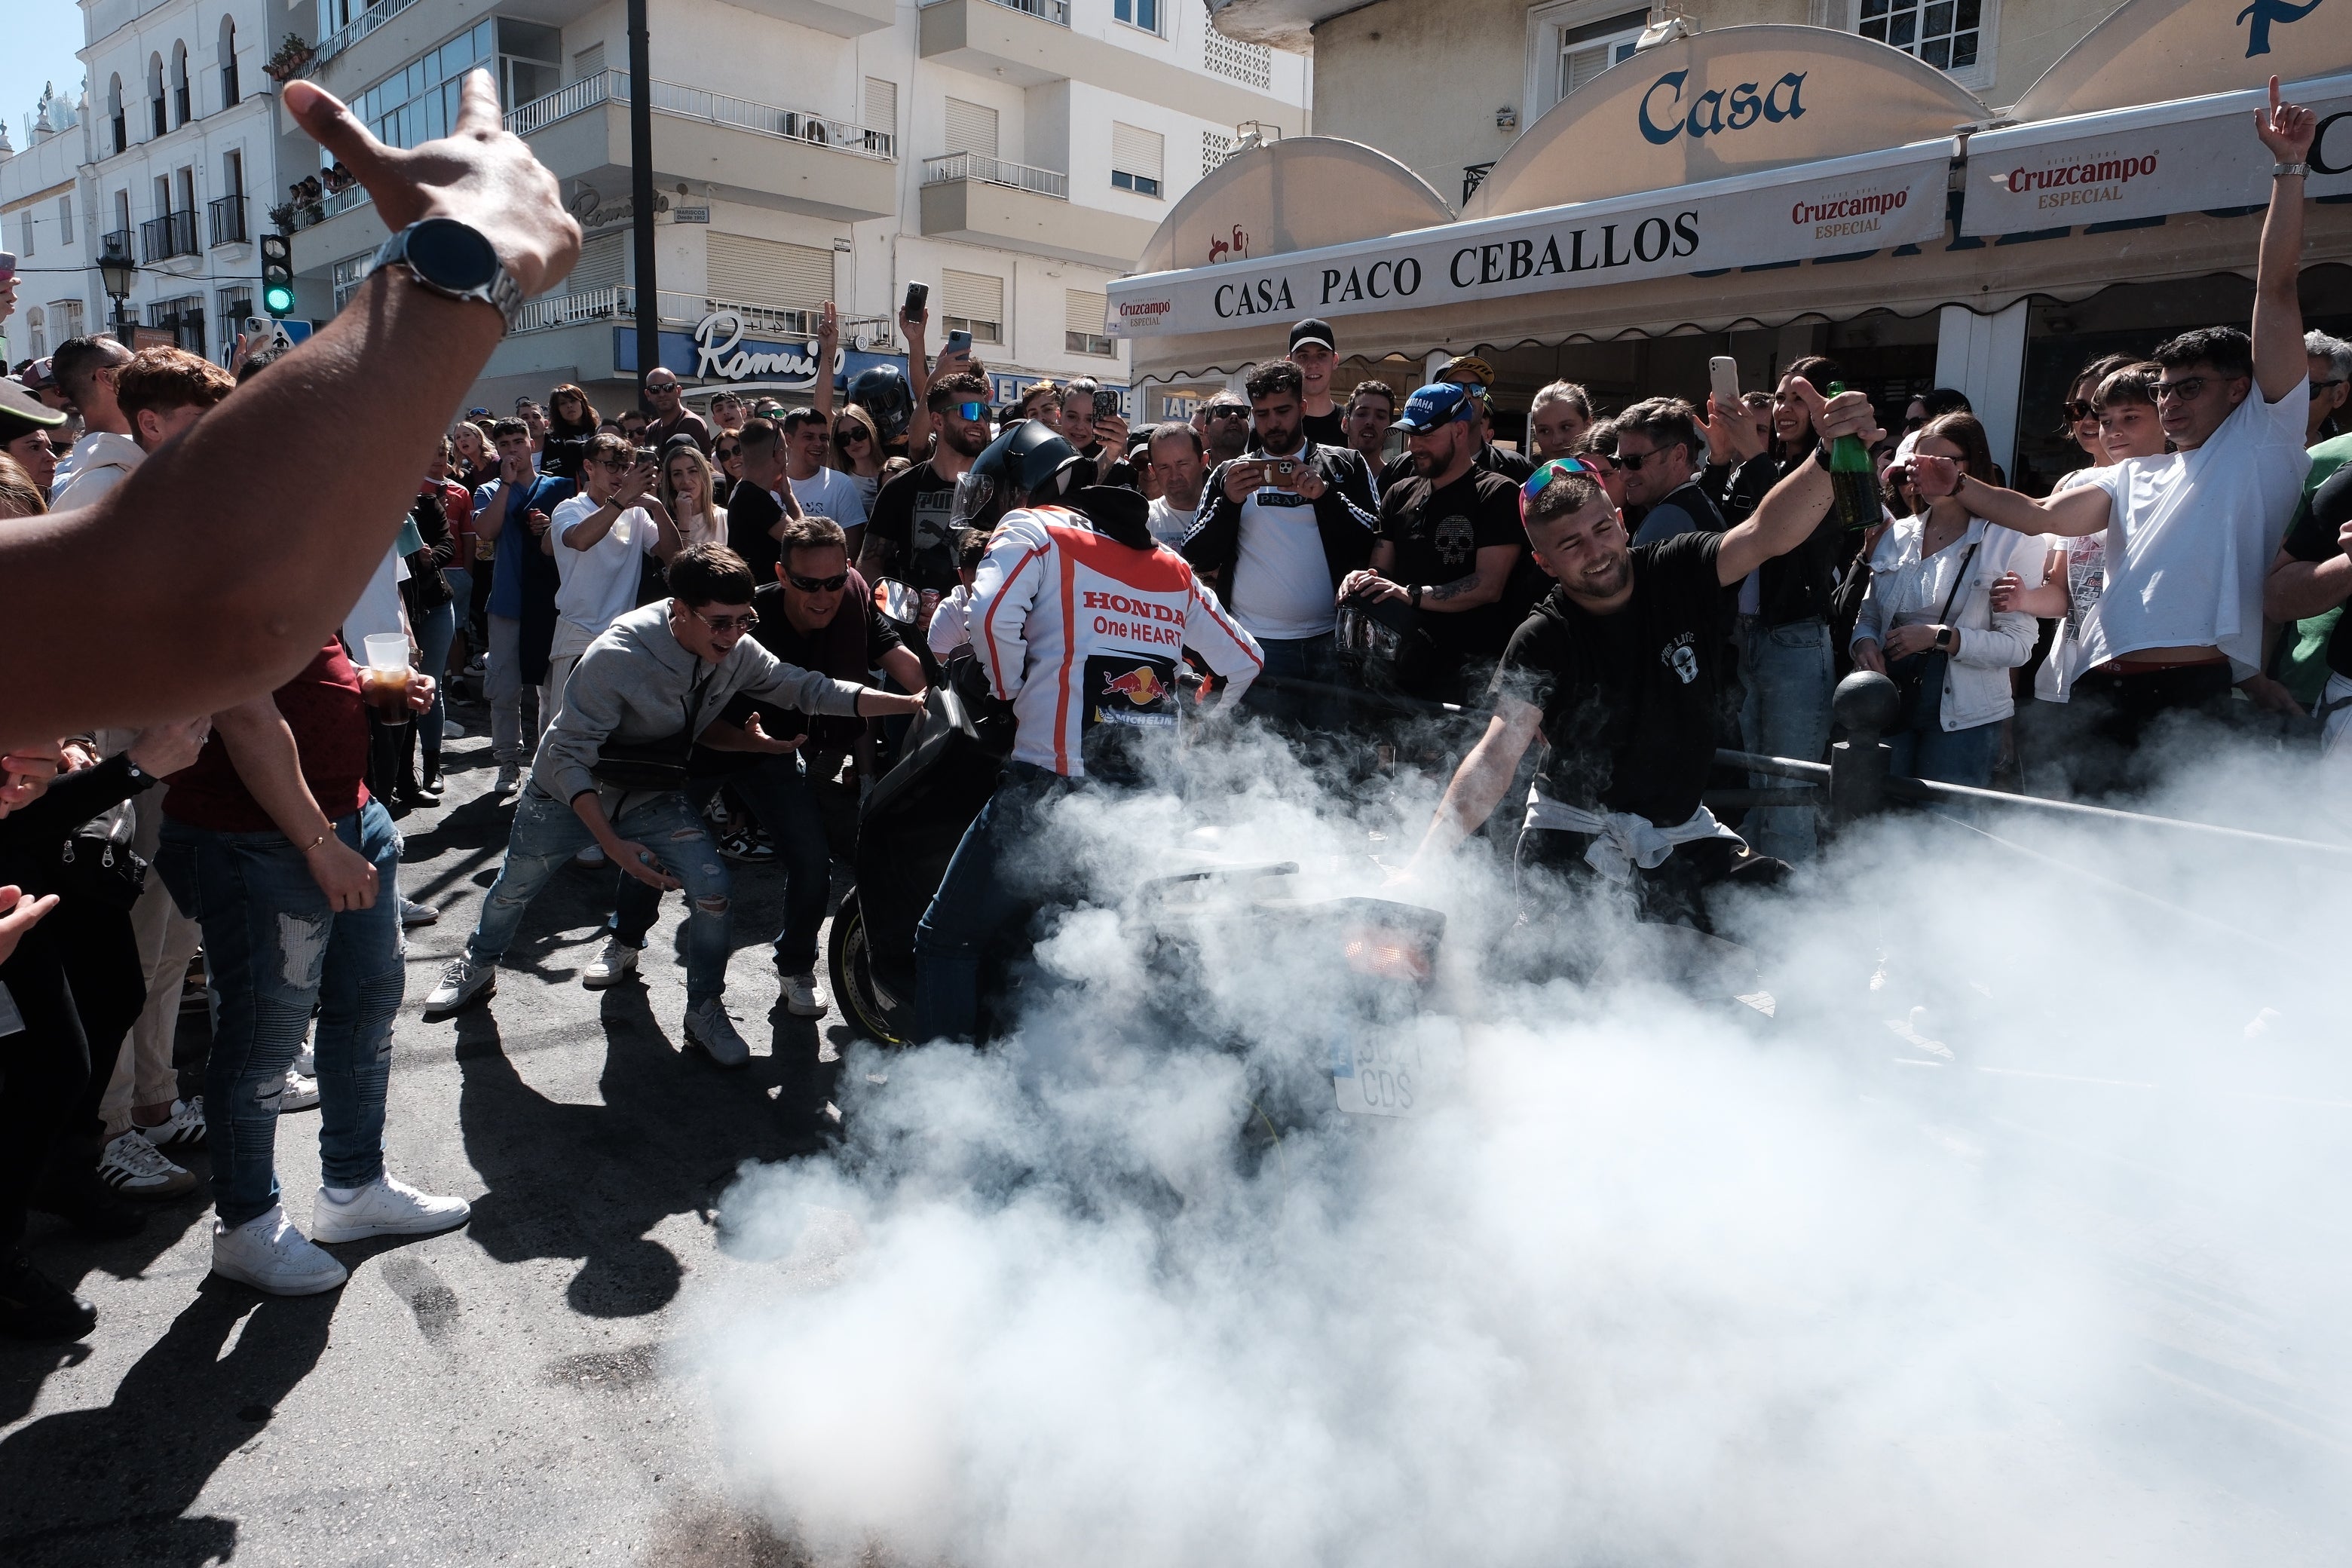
[503,72,896,160]
[139,210,199,262]
[927,0,1070,25]
[285,183,372,232]
[922,152,1068,200]
[509,283,890,346]
[102,228,133,265]
[208,194,248,247]
[1462,161,1494,205]
[314,0,421,68]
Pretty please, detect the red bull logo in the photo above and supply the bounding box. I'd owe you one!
[1101,666,1169,706]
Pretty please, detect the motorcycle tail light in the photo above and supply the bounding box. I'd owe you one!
[1343,926,1433,984]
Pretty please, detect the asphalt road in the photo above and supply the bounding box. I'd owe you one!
[0,695,851,1566]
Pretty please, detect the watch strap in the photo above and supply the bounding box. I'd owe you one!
[2274,161,2309,179]
[369,222,525,333]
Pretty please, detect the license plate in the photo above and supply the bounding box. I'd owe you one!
[1331,1032,1425,1118]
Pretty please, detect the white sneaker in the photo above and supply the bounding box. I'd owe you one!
[136,1096,206,1151]
[574,844,607,866]
[583,939,639,990]
[440,719,465,738]
[424,955,495,1017]
[98,1131,197,1199]
[400,897,439,927]
[293,1044,315,1079]
[311,1171,472,1244]
[280,1070,320,1113]
[684,998,751,1067]
[495,763,522,796]
[212,1206,349,1296]
[778,972,828,1018]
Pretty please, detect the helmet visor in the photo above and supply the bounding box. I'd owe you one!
[948,469,996,534]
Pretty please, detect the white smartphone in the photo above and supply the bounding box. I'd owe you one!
[1708,356,1739,412]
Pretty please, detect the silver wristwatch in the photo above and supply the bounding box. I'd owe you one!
[2274,161,2309,179]
[369,218,525,333]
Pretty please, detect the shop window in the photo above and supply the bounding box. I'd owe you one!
[1857,0,1992,86]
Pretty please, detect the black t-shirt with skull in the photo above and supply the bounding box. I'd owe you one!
[1490,529,1728,828]
[1377,467,1527,668]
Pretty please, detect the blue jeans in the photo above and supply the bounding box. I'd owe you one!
[158,800,404,1228]
[1240,632,1338,727]
[913,762,1067,1043]
[1737,617,1833,864]
[467,784,733,1003]
[1888,713,2003,790]
[414,596,458,756]
[611,756,831,974]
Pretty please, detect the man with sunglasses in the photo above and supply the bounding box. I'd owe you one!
[1343,382,1529,702]
[859,372,994,599]
[1195,390,1251,467]
[1380,356,1535,492]
[605,518,926,1017]
[779,407,868,551]
[1405,380,1881,933]
[1913,80,2319,790]
[1611,398,1722,546]
[427,544,923,1064]
[2303,330,2350,446]
[641,368,709,454]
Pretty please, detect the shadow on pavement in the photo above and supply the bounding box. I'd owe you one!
[0,1280,339,1566]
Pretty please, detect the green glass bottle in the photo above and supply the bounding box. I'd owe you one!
[1825,381,1879,531]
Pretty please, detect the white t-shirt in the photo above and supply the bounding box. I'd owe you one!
[341,545,410,651]
[1230,485,1336,641]
[551,495,657,652]
[788,465,869,531]
[1147,495,1198,548]
[2031,463,2111,703]
[2075,380,2311,675]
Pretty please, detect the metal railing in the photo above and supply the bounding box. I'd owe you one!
[101,228,133,265]
[139,210,198,262]
[313,0,421,68]
[936,0,1071,26]
[1462,161,1494,204]
[207,193,247,247]
[509,283,890,345]
[286,183,372,232]
[502,72,896,160]
[921,151,1068,199]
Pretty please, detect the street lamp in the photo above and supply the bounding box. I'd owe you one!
[99,234,137,345]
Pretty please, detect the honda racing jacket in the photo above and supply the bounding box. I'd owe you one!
[972,488,1263,779]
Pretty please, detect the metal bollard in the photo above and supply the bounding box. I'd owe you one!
[1828,671,1899,829]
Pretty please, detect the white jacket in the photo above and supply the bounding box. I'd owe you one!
[51,430,142,510]
[973,505,1263,777]
[1851,514,2038,732]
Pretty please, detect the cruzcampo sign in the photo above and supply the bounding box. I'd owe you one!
[1464,24,1989,219]
[1108,141,1949,338]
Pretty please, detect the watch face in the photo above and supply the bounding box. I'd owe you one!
[406,218,499,292]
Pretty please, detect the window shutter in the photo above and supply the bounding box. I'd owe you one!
[570,232,626,293]
[865,76,897,133]
[1064,289,1106,337]
[571,43,605,81]
[706,233,834,311]
[1111,122,1163,180]
[942,268,1003,325]
[944,97,999,158]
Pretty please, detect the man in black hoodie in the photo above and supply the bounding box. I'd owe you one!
[1179,361,1379,721]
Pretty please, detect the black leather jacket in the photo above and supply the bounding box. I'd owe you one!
[1180,440,1382,596]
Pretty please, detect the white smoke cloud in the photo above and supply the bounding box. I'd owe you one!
[683,725,2352,1566]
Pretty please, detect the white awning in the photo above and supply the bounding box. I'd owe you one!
[1108,139,1952,341]
[1962,70,2352,237]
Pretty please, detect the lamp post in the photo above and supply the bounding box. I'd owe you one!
[99,235,137,346]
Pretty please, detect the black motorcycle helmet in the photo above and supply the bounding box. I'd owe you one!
[949,418,1087,535]
[847,364,914,444]
[1334,589,1435,698]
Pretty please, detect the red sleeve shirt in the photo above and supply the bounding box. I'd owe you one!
[162,637,372,834]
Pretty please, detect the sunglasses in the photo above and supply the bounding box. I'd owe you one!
[688,608,758,633]
[835,427,871,444]
[1205,406,1248,421]
[2063,399,2096,423]
[945,401,989,421]
[787,571,850,593]
[1613,447,1671,470]
[2154,375,2219,403]
[715,444,742,459]
[1519,457,1607,515]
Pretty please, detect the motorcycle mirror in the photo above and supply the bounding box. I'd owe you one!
[873,578,922,627]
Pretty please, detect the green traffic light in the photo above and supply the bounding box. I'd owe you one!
[263,284,296,317]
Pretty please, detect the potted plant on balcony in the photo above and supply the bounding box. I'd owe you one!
[268,201,298,234]
[263,33,314,83]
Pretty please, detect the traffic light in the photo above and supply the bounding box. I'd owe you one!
[260,234,295,318]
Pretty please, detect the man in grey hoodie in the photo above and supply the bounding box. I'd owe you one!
[423,544,923,1064]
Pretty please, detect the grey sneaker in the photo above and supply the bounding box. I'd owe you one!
[400,897,439,927]
[495,762,522,797]
[424,955,495,1017]
[683,999,751,1067]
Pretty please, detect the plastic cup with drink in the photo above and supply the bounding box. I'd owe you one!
[362,633,414,713]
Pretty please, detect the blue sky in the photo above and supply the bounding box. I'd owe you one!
[2,2,91,145]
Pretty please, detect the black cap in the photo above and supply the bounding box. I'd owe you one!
[1288,318,1336,354]
[0,376,68,441]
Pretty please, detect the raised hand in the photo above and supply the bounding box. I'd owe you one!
[2253,76,2317,164]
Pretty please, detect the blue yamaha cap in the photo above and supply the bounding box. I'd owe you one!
[1394,381,1475,433]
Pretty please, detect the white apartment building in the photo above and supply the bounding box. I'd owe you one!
[0,82,95,366]
[280,0,1308,418]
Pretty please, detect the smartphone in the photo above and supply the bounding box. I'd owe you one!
[1093,388,1120,419]
[1271,458,1299,490]
[945,327,972,358]
[0,250,16,283]
[902,280,929,319]
[1708,355,1740,413]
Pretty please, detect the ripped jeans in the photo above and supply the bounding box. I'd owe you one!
[158,799,405,1230]
[466,783,732,1004]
